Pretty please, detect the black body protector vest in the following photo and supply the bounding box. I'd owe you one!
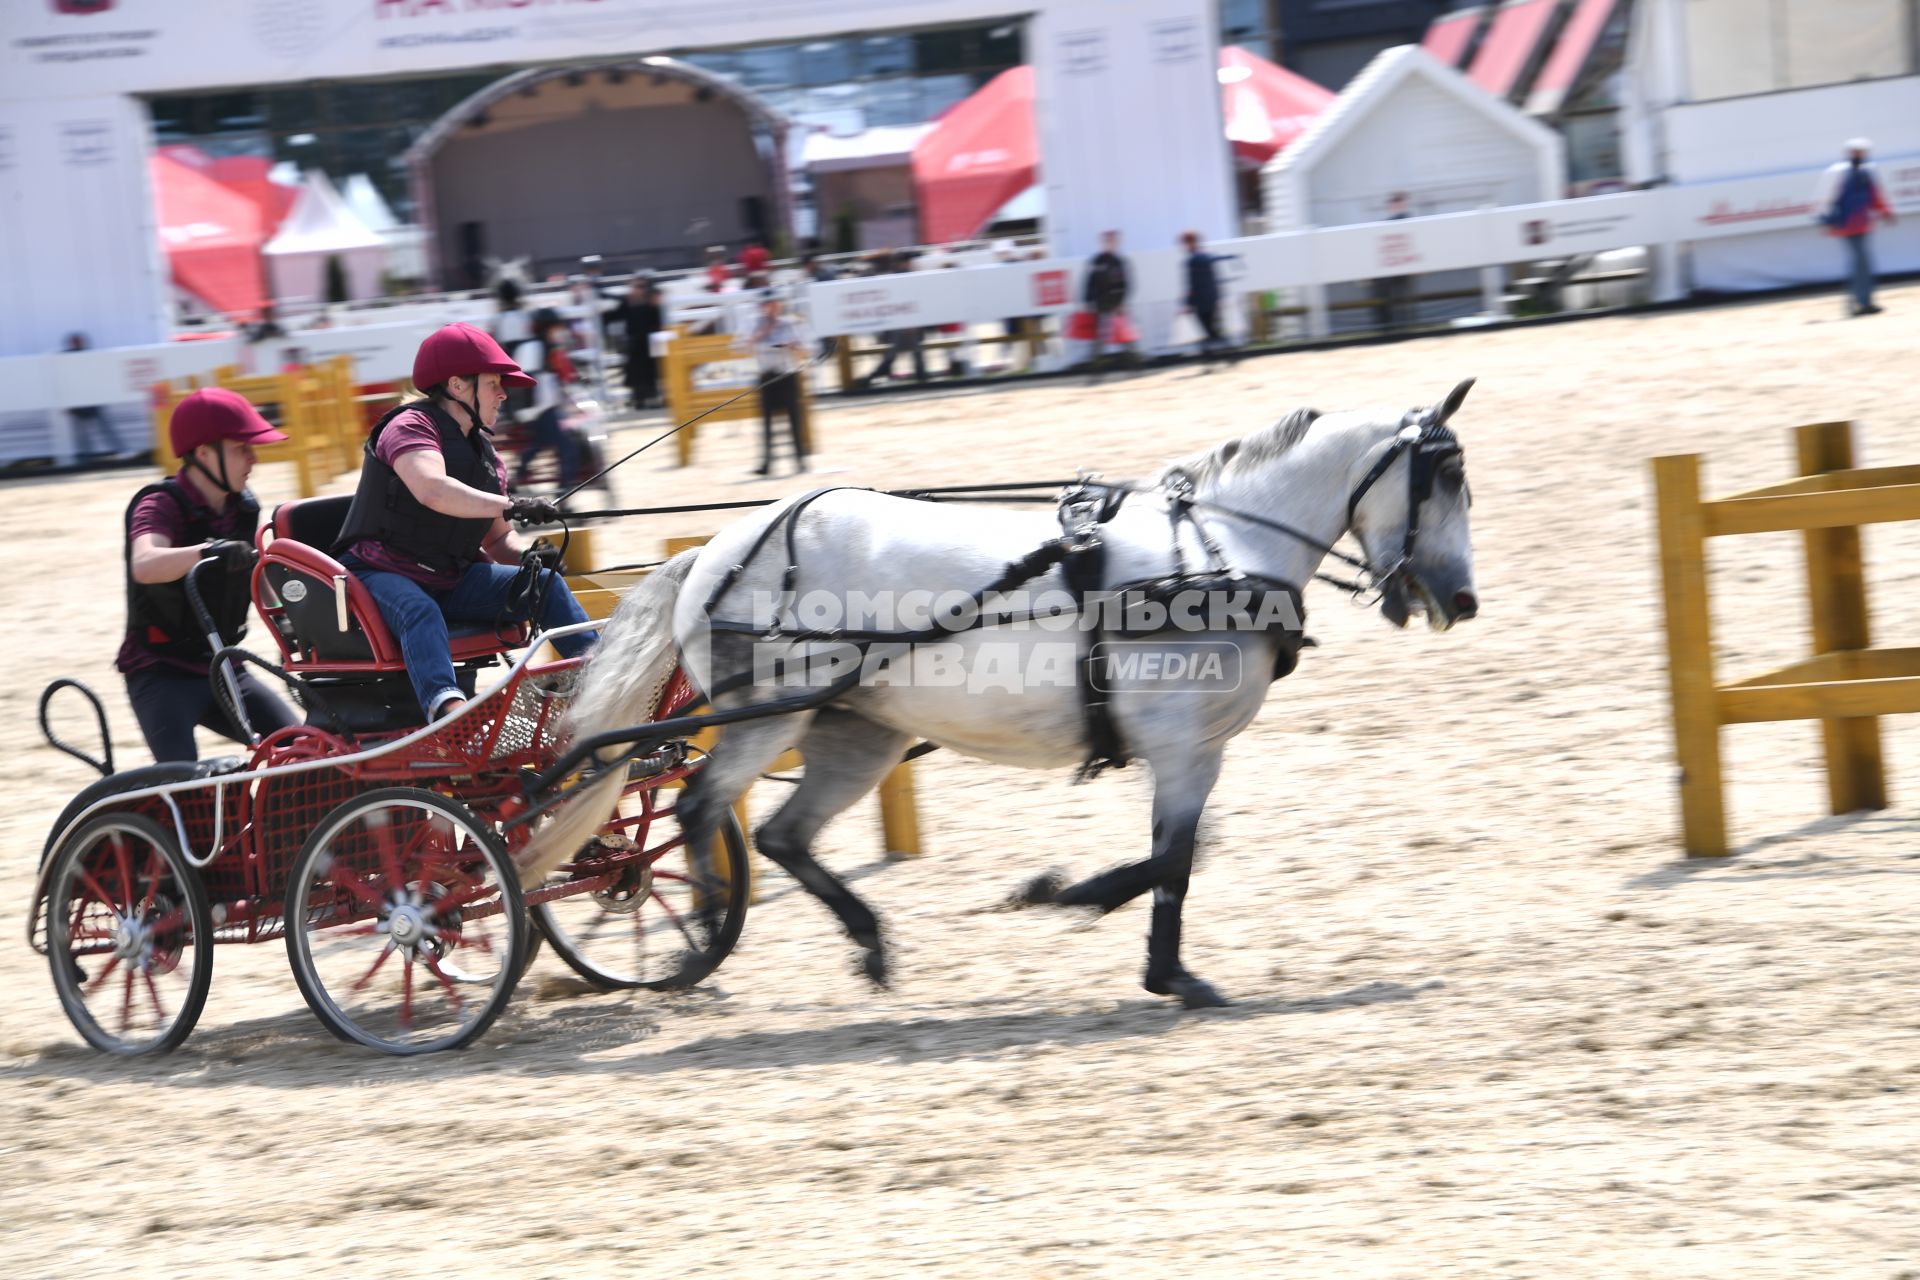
[124,481,258,662]
[334,399,505,578]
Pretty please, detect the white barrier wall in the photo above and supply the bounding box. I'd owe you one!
[0,95,170,357]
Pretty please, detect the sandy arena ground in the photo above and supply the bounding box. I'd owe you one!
[5,286,1920,1278]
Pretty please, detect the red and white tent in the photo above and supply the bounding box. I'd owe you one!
[151,149,270,318]
[913,48,1333,245]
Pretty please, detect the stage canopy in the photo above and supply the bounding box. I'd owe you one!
[151,148,269,318]
[914,47,1332,244]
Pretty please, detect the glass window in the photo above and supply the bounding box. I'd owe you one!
[859,34,912,77]
[736,45,800,88]
[681,50,741,80]
[799,39,856,85]
[267,88,323,133]
[980,21,1023,68]
[332,126,415,182]
[1780,0,1910,87]
[913,27,976,74]
[859,77,921,127]
[916,74,975,120]
[147,97,196,141]
[1684,0,1779,99]
[208,91,265,131]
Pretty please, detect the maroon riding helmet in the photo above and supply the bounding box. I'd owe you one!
[168,386,289,458]
[412,322,536,390]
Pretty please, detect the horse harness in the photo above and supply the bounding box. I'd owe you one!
[695,410,1466,781]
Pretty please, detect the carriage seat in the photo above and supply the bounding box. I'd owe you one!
[256,496,527,674]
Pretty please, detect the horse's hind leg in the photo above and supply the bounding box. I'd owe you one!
[756,708,914,988]
[679,712,815,871]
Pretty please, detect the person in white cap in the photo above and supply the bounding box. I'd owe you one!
[1814,138,1896,316]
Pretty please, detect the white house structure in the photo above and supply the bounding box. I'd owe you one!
[1262,44,1565,335]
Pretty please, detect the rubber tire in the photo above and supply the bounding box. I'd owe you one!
[533,807,750,992]
[46,812,213,1057]
[284,787,528,1055]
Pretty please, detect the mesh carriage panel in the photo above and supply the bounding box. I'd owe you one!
[253,768,367,903]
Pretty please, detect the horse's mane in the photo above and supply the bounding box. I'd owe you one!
[1154,406,1321,489]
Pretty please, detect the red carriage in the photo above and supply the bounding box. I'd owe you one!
[29,495,747,1057]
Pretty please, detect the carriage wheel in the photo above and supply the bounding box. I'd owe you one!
[284,788,527,1055]
[531,789,749,992]
[45,813,213,1056]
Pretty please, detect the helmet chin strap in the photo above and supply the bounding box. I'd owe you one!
[185,444,238,501]
[452,377,485,434]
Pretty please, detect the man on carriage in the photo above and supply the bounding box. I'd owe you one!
[334,322,596,722]
[120,388,303,763]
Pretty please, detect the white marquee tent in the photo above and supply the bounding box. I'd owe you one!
[264,170,388,306]
[343,174,430,284]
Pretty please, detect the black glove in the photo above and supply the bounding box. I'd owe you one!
[505,496,563,526]
[202,539,258,573]
[523,540,567,574]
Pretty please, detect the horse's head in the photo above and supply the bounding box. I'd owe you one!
[1348,378,1478,631]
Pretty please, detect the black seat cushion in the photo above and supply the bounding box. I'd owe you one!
[274,495,355,551]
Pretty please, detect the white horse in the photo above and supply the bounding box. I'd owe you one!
[521,380,1480,1007]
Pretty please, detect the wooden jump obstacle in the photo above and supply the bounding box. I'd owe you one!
[1653,421,1915,856]
[660,329,814,467]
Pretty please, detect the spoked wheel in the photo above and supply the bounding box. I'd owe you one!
[530,782,749,991]
[285,788,528,1055]
[45,813,213,1056]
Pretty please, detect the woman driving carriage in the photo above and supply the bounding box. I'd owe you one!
[334,322,597,722]
[120,388,302,763]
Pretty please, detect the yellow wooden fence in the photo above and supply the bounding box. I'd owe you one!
[1653,421,1915,856]
[660,329,814,466]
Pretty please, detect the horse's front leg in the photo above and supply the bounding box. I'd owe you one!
[1138,750,1227,1008]
[1037,749,1227,1008]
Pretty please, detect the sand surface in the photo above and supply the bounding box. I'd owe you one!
[5,287,1920,1278]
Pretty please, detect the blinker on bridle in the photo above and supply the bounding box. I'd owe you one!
[1342,412,1468,601]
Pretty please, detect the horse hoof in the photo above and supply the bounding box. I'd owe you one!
[1173,978,1230,1009]
[1015,871,1065,907]
[860,947,891,989]
[1145,970,1230,1008]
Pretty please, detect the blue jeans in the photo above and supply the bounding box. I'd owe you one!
[348,559,596,716]
[1843,235,1876,311]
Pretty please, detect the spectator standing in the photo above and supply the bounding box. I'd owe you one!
[739,240,772,286]
[605,277,663,409]
[1179,231,1233,362]
[704,245,733,293]
[1083,230,1133,366]
[244,302,286,344]
[858,249,928,389]
[749,293,810,477]
[512,314,582,494]
[1373,191,1414,332]
[1815,138,1897,317]
[62,332,129,461]
[800,252,839,359]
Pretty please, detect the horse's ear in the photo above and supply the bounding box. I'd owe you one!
[1217,439,1241,466]
[1430,378,1476,426]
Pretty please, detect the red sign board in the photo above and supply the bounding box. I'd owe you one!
[1032,269,1068,308]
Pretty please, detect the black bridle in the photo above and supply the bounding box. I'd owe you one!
[1340,414,1468,594]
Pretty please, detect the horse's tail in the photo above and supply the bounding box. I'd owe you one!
[515,548,701,887]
